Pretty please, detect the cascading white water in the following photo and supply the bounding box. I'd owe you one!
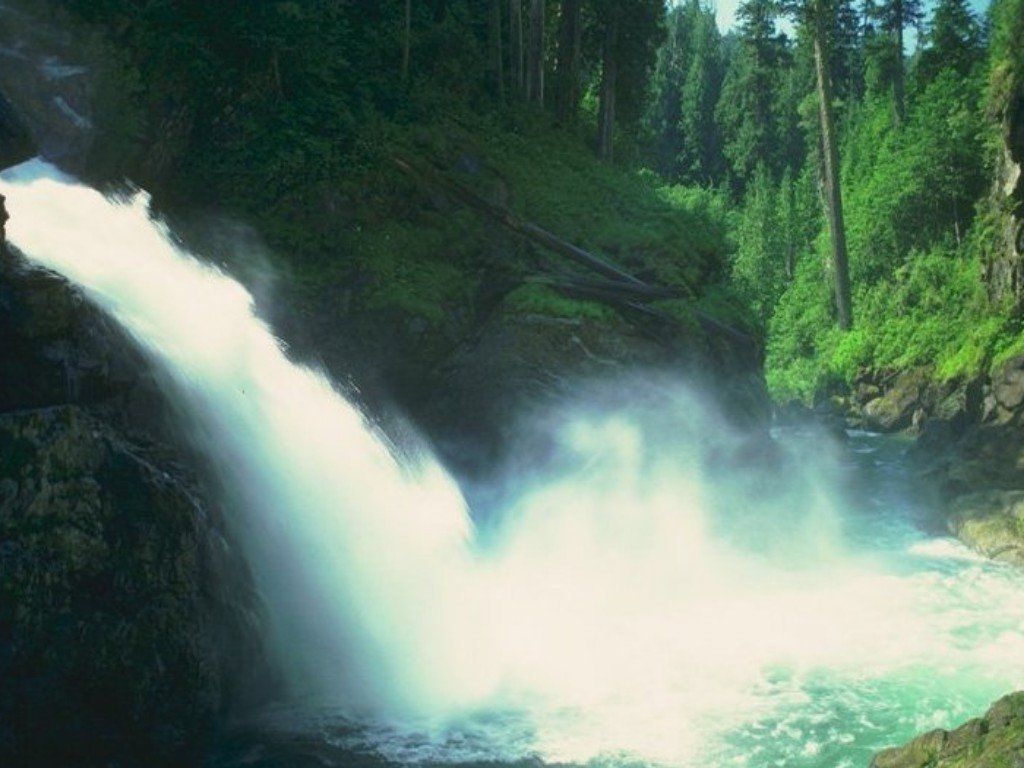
[3,159,1024,767]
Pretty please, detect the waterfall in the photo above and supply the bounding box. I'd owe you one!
[3,159,1024,767]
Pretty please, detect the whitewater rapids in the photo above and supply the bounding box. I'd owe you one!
[3,160,1024,767]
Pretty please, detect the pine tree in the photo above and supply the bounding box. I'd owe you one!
[554,0,583,122]
[594,0,666,162]
[644,0,724,183]
[781,0,854,329]
[527,0,545,105]
[830,0,864,100]
[509,0,525,93]
[917,0,983,82]
[679,4,726,183]
[867,0,923,124]
[490,0,505,100]
[716,0,788,184]
[644,5,694,177]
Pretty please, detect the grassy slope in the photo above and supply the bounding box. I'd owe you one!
[241,107,749,353]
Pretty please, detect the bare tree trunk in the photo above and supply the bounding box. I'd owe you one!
[527,0,545,105]
[490,0,505,101]
[813,19,853,330]
[893,0,905,126]
[597,14,619,162]
[402,0,411,82]
[509,0,524,94]
[554,0,582,123]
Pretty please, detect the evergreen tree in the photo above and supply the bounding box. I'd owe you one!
[678,3,726,183]
[781,0,854,329]
[643,5,694,177]
[594,0,666,162]
[830,0,864,100]
[554,0,583,121]
[867,0,924,123]
[716,0,789,185]
[509,0,525,93]
[733,164,788,323]
[643,0,724,183]
[527,0,546,104]
[916,0,984,83]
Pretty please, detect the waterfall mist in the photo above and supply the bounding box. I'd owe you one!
[3,160,1024,767]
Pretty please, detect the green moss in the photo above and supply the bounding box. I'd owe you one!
[354,221,478,325]
[503,284,616,323]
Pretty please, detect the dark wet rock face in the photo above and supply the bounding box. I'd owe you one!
[0,247,268,766]
[0,0,94,168]
[0,91,35,169]
[0,245,167,426]
[0,407,261,766]
[420,309,669,470]
[415,302,767,474]
[871,692,1024,768]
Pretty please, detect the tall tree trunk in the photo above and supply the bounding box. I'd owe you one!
[490,0,505,101]
[597,15,619,163]
[509,0,524,93]
[554,0,582,123]
[812,18,853,330]
[527,0,545,105]
[892,6,905,126]
[402,0,411,82]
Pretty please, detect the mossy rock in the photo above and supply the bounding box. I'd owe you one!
[949,490,1024,566]
[863,368,935,432]
[871,693,1024,767]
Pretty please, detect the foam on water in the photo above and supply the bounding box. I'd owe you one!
[3,160,1023,767]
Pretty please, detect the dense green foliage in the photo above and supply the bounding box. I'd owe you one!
[49,0,1024,407]
[764,0,1022,402]
[52,0,755,354]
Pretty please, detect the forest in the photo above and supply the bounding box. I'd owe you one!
[52,0,1023,407]
[3,1,1024,767]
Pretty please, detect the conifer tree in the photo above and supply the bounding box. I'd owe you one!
[716,0,788,184]
[781,0,854,329]
[867,0,923,123]
[917,0,983,82]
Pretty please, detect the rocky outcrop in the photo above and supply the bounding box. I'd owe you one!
[949,490,1024,566]
[0,91,35,170]
[871,692,1024,768]
[861,368,937,432]
[981,0,1023,309]
[910,359,1024,495]
[0,407,262,766]
[0,0,95,168]
[408,294,767,473]
[0,245,268,765]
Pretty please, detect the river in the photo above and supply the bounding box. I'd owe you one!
[3,159,1023,768]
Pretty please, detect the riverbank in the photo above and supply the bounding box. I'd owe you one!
[816,366,1024,767]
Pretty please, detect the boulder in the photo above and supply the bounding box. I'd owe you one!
[948,489,1024,566]
[871,692,1024,768]
[863,368,932,432]
[995,355,1024,408]
[421,306,670,472]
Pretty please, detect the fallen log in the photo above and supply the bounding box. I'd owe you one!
[524,274,684,302]
[393,153,756,349]
[394,154,654,288]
